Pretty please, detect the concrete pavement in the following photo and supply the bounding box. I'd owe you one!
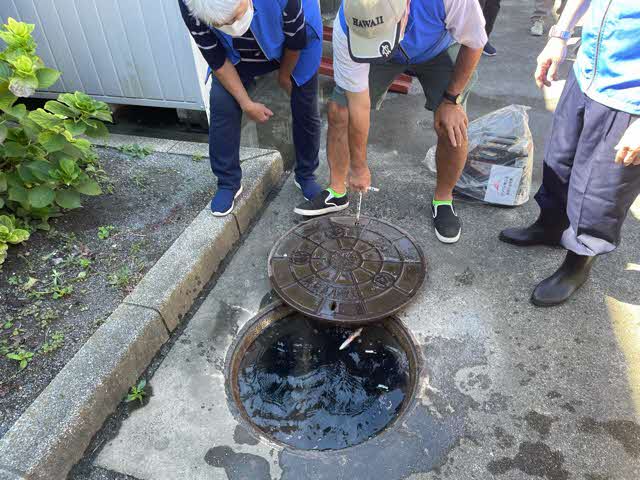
[87,2,639,479]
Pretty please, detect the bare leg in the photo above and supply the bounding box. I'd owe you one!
[327,100,350,195]
[434,130,468,201]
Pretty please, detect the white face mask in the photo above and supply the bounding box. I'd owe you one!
[217,1,253,37]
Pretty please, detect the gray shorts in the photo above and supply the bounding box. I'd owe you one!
[331,43,476,112]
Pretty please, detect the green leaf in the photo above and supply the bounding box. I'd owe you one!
[46,100,77,118]
[38,131,67,152]
[0,81,17,111]
[9,75,38,98]
[17,164,36,183]
[0,123,7,144]
[0,62,11,82]
[4,103,27,120]
[28,185,55,208]
[0,197,5,209]
[55,189,81,209]
[3,141,28,157]
[8,228,29,244]
[35,67,60,88]
[63,119,86,137]
[20,359,27,370]
[0,243,7,264]
[0,172,6,193]
[91,110,113,123]
[75,178,102,196]
[26,161,52,182]
[0,215,12,229]
[71,138,91,154]
[83,119,109,138]
[60,157,77,176]
[6,353,22,361]
[8,185,28,205]
[29,108,63,130]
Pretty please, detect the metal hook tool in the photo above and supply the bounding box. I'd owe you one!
[355,187,380,225]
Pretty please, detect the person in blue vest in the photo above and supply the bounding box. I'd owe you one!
[178,0,323,216]
[500,0,640,306]
[293,0,488,245]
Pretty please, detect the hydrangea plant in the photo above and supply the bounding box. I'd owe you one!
[0,214,29,264]
[0,17,112,263]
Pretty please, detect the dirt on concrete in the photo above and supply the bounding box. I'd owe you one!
[0,145,213,438]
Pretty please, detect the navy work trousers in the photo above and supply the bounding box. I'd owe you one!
[535,70,640,256]
[208,63,320,192]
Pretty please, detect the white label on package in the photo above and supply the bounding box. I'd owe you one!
[484,165,523,205]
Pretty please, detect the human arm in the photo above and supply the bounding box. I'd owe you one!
[345,90,372,192]
[615,119,640,166]
[278,49,301,95]
[535,0,592,87]
[214,59,274,123]
[439,0,487,147]
[279,0,307,94]
[435,45,482,147]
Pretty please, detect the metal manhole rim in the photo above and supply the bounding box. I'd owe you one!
[223,300,424,453]
[267,215,427,324]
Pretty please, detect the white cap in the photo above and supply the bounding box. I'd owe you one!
[344,0,406,63]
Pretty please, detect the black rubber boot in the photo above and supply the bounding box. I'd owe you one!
[499,212,569,247]
[531,251,596,307]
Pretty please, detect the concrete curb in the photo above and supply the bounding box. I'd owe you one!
[0,138,284,480]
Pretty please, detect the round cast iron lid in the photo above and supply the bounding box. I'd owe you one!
[268,216,426,323]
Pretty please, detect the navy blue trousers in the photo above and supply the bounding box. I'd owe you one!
[208,64,320,192]
[535,70,640,256]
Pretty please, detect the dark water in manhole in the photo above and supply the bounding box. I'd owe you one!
[236,313,411,450]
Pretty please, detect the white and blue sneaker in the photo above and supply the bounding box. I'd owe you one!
[210,186,243,217]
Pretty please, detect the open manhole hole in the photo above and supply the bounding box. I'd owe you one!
[227,303,420,451]
[268,215,426,324]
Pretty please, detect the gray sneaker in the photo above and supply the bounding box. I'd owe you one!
[530,20,545,36]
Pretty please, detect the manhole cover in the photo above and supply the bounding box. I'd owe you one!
[227,303,420,450]
[268,216,426,323]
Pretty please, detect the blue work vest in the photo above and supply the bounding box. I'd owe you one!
[339,0,454,64]
[574,0,640,115]
[214,0,322,85]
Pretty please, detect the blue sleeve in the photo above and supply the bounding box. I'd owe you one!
[283,0,307,50]
[178,0,227,70]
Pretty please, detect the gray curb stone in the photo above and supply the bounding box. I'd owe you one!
[0,139,284,480]
[123,211,239,332]
[123,149,283,331]
[233,151,284,234]
[0,304,168,480]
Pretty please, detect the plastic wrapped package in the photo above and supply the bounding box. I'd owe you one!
[424,105,534,206]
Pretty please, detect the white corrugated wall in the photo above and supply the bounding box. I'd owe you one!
[0,0,208,111]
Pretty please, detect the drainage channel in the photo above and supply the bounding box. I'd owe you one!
[227,303,421,451]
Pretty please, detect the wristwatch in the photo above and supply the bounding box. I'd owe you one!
[549,25,571,41]
[443,91,463,105]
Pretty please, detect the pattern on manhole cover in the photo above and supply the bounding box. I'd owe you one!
[268,216,426,323]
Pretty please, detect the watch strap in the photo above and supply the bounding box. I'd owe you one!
[549,25,571,41]
[443,91,462,105]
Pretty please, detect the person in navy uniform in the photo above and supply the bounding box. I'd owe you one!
[501,0,640,306]
[178,0,323,216]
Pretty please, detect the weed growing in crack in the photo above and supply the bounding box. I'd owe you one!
[126,379,147,405]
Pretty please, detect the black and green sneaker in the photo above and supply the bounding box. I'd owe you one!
[294,189,349,216]
[432,200,461,244]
